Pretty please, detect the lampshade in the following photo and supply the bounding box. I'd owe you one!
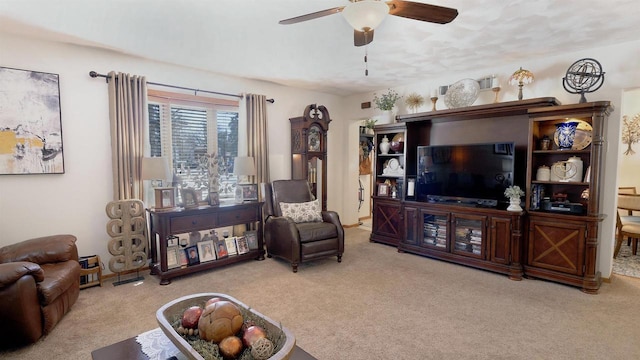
[141,157,171,181]
[509,67,535,85]
[341,0,389,31]
[233,156,256,176]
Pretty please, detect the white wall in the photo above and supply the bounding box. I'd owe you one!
[343,40,640,279]
[0,33,348,272]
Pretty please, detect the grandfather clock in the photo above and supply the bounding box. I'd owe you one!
[290,104,331,211]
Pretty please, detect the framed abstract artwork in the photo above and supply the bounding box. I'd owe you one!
[0,67,64,174]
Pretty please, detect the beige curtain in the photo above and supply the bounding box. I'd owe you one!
[246,94,270,190]
[107,71,148,200]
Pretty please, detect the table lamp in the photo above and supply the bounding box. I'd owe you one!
[142,157,175,210]
[509,67,535,100]
[233,156,256,203]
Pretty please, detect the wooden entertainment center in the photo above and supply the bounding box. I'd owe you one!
[370,98,612,293]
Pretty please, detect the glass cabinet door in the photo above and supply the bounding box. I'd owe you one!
[451,214,486,259]
[421,209,449,251]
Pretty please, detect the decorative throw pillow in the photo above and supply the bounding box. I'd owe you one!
[279,199,323,223]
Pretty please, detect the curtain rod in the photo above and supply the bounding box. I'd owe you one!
[88,71,274,103]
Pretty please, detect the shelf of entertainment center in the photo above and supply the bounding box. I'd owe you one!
[532,149,590,155]
[531,181,589,186]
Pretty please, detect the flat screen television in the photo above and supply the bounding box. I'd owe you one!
[416,142,517,208]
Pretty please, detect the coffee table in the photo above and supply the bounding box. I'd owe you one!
[91,333,317,360]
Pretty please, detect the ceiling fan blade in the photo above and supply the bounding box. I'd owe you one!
[354,29,374,47]
[386,0,458,24]
[279,6,345,25]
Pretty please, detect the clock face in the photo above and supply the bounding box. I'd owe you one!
[308,125,321,152]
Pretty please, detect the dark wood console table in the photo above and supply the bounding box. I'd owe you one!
[148,202,264,285]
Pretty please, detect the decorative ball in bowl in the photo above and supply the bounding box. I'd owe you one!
[156,293,295,360]
[444,79,480,109]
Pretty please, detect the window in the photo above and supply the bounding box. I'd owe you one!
[147,90,240,201]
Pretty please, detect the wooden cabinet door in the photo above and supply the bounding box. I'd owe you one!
[402,206,419,246]
[527,218,586,276]
[489,216,511,265]
[371,198,401,246]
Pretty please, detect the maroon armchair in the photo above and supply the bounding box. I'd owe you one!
[261,180,344,272]
[0,235,80,348]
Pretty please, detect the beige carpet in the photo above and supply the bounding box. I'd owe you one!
[3,227,640,360]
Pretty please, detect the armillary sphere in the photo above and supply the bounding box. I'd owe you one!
[562,58,605,103]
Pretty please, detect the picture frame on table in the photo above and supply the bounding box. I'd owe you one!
[244,230,259,250]
[225,236,238,256]
[208,191,220,206]
[215,240,228,259]
[184,245,200,266]
[154,187,176,210]
[178,249,188,267]
[166,247,180,269]
[236,236,250,255]
[167,235,179,248]
[378,183,389,197]
[239,184,258,201]
[197,240,216,262]
[181,188,199,209]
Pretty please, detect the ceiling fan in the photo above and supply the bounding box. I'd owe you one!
[279,0,458,47]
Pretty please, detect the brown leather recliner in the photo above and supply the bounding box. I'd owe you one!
[0,235,80,348]
[262,180,344,272]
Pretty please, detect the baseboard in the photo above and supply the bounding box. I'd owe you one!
[101,265,150,280]
[343,223,361,228]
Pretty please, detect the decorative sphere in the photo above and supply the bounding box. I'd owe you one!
[198,300,244,343]
[250,337,274,360]
[181,306,203,329]
[390,133,404,153]
[219,336,244,359]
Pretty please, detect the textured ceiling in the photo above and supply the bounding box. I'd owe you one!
[1,0,639,95]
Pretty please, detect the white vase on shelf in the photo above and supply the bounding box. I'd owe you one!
[379,108,396,123]
[507,197,522,212]
[379,136,390,155]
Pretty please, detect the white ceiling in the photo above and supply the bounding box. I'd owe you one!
[1,0,639,96]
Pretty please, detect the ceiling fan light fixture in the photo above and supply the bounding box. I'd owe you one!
[342,0,389,31]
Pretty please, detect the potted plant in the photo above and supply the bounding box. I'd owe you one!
[373,89,401,112]
[363,118,377,134]
[504,185,525,211]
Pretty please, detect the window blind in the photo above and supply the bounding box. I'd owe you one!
[147,95,239,201]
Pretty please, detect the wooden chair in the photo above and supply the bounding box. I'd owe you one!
[618,187,640,246]
[614,194,640,258]
[618,186,637,195]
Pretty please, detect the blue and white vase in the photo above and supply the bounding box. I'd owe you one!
[555,121,579,150]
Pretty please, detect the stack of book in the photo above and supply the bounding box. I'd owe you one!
[423,219,447,248]
[530,184,545,210]
[469,229,482,255]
